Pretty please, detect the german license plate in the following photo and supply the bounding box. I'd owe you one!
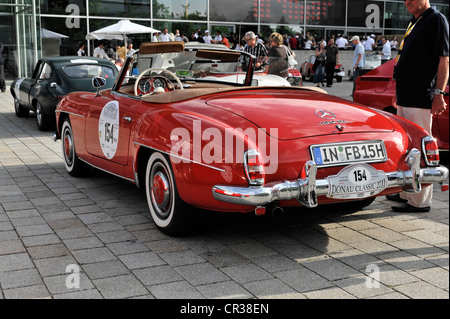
[327,164,388,199]
[310,140,387,167]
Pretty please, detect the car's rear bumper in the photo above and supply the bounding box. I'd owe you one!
[212,149,449,207]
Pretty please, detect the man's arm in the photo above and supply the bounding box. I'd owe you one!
[432,56,449,115]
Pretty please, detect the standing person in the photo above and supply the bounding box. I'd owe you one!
[0,42,5,92]
[364,34,375,51]
[203,30,213,44]
[127,43,136,56]
[93,42,109,59]
[214,30,223,44]
[241,31,268,71]
[380,36,391,64]
[324,39,339,87]
[336,34,348,50]
[313,42,326,87]
[288,34,297,51]
[116,43,126,59]
[390,36,399,50]
[77,43,86,56]
[159,28,174,42]
[389,0,449,213]
[350,35,365,95]
[267,32,289,78]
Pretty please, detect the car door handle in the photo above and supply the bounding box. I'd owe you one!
[122,116,132,123]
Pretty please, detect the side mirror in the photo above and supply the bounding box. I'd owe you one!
[92,76,106,88]
[92,77,106,96]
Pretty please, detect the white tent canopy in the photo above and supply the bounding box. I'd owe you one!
[86,20,160,41]
[41,28,69,39]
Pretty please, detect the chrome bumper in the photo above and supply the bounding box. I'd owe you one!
[212,149,449,208]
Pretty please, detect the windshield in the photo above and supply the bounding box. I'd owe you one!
[129,48,252,86]
[112,42,295,95]
[62,64,115,79]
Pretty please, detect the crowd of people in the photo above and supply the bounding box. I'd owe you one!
[79,27,403,88]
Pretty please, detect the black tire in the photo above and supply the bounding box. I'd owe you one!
[336,76,342,83]
[14,98,29,117]
[61,118,89,177]
[145,152,191,236]
[36,102,54,131]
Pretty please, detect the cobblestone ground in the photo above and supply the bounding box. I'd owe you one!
[0,81,448,299]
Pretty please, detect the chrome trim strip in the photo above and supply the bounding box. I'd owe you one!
[112,90,141,101]
[134,142,226,172]
[78,158,135,183]
[213,148,449,207]
[55,110,85,118]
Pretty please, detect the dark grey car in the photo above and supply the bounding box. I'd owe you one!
[10,56,117,130]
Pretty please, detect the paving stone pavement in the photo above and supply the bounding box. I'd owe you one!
[0,80,448,299]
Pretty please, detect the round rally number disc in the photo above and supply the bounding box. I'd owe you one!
[98,101,120,159]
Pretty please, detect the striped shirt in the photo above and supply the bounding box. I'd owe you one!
[242,42,268,71]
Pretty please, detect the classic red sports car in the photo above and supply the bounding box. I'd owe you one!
[54,42,448,235]
[353,59,449,150]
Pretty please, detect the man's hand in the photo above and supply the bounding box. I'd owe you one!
[431,95,447,115]
[392,94,398,109]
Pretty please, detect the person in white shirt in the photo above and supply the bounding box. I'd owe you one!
[93,43,109,59]
[77,43,86,56]
[336,35,348,49]
[152,32,160,42]
[159,28,174,42]
[128,43,136,56]
[364,34,375,51]
[380,36,392,64]
[203,30,212,44]
[390,36,399,50]
[304,37,313,49]
[214,30,222,43]
[174,30,183,42]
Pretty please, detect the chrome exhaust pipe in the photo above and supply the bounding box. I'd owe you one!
[268,203,284,218]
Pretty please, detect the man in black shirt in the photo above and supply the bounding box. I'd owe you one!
[390,0,449,213]
[324,39,339,87]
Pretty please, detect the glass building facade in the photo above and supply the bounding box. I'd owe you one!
[0,0,448,79]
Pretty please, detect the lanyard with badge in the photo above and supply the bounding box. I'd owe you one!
[393,16,423,79]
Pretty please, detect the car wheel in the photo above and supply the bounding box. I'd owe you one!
[36,102,54,131]
[336,76,342,83]
[145,152,191,236]
[61,118,89,177]
[14,98,29,117]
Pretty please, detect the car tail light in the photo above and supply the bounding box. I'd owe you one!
[244,149,265,186]
[422,136,440,166]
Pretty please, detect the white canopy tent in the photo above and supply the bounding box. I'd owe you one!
[41,28,69,39]
[86,20,160,55]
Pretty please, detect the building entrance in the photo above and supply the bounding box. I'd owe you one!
[0,0,40,80]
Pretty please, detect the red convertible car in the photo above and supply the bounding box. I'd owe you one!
[353,59,449,150]
[54,42,449,235]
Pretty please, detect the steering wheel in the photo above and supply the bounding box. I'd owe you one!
[134,68,184,97]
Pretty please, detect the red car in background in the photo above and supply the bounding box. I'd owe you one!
[354,59,449,150]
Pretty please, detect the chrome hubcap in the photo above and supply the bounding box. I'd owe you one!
[63,129,73,165]
[36,106,42,124]
[150,163,172,219]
